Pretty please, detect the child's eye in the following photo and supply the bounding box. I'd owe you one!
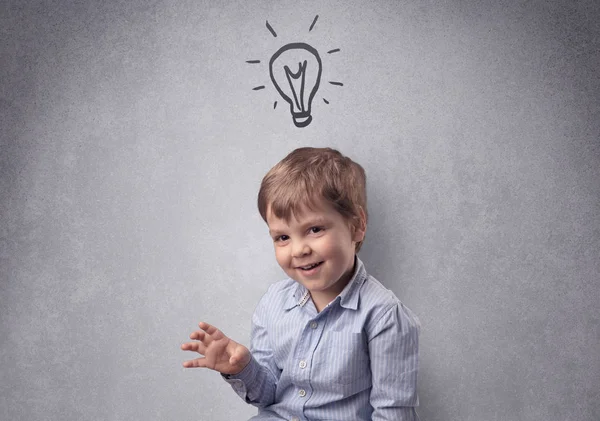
[274,235,289,242]
[309,226,324,234]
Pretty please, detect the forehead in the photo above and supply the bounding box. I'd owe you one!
[266,198,339,227]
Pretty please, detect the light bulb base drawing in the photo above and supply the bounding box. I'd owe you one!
[292,114,312,128]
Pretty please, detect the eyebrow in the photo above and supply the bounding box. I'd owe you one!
[301,217,328,228]
[268,216,329,236]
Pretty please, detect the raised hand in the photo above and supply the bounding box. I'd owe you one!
[181,322,251,375]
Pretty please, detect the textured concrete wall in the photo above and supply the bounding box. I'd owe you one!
[1,1,599,420]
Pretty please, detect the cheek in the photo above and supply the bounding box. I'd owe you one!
[317,237,341,259]
[320,236,354,263]
[274,247,288,265]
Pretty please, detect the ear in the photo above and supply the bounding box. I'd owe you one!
[351,207,367,242]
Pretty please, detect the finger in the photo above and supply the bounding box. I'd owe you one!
[198,321,219,336]
[183,357,208,368]
[190,330,214,348]
[181,341,207,355]
[189,330,206,341]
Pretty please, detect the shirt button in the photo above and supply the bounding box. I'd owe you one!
[299,360,307,369]
[310,321,318,329]
[291,418,299,421]
[299,389,307,397]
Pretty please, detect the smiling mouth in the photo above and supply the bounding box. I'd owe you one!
[298,261,323,271]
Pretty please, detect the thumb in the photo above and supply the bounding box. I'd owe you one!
[229,346,246,366]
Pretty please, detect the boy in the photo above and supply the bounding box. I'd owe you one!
[181,147,420,420]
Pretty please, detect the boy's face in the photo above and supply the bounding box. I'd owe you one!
[266,199,365,308]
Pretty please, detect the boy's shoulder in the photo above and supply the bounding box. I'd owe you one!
[265,277,298,296]
[355,266,404,313]
[360,274,400,306]
[255,277,300,311]
[353,261,420,331]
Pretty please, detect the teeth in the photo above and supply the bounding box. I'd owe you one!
[301,263,320,270]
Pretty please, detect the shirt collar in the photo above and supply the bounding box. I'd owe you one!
[284,282,305,310]
[283,256,367,311]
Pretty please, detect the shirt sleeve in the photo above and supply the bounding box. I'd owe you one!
[368,301,420,421]
[222,289,280,407]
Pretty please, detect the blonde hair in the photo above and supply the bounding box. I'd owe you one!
[257,147,368,252]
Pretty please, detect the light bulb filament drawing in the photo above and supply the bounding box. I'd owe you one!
[285,60,307,115]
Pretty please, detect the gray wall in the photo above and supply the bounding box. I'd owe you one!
[1,1,599,420]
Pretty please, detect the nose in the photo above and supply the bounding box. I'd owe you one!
[291,239,311,258]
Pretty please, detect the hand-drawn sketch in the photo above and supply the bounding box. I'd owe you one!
[269,42,322,128]
[247,15,343,128]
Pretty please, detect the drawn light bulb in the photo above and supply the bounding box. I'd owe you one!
[269,43,322,128]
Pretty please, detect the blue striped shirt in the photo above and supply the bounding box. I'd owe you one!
[223,258,420,420]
